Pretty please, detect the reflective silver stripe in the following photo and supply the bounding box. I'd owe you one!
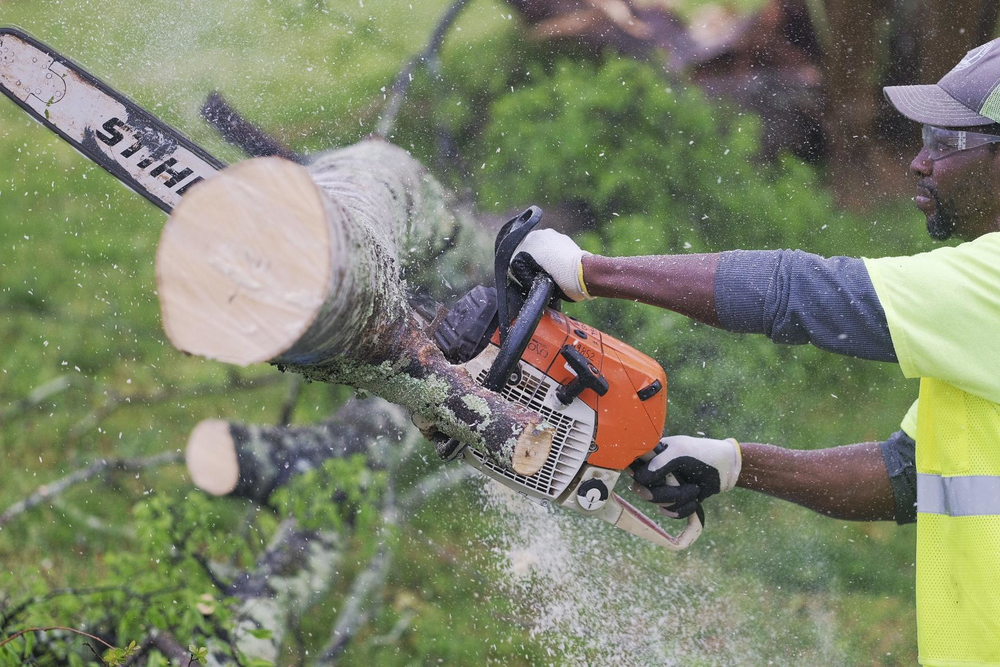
[917,473,1000,516]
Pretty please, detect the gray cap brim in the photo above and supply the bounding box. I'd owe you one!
[884,84,995,127]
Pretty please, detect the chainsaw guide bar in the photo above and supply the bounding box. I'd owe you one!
[0,27,224,213]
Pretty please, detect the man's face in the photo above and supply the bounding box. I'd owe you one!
[910,141,1000,241]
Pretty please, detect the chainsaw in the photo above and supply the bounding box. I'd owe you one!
[434,206,703,549]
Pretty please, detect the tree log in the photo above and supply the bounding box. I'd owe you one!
[186,398,408,500]
[157,142,553,476]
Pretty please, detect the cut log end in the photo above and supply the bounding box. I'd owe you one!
[511,423,554,477]
[186,419,240,496]
[156,157,333,366]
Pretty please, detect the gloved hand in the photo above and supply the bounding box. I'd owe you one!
[630,435,742,518]
[511,228,593,301]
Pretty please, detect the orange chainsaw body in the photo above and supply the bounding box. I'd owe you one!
[434,205,695,549]
[488,308,667,470]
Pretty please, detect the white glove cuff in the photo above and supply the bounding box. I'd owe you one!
[513,229,593,302]
[720,438,743,492]
[575,250,594,301]
[540,247,592,302]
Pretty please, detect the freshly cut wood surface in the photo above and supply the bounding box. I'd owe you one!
[513,427,550,477]
[186,418,240,496]
[156,157,332,365]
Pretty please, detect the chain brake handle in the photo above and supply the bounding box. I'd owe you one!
[493,206,545,345]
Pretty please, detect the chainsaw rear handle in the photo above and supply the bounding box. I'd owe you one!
[610,489,703,550]
[570,466,703,550]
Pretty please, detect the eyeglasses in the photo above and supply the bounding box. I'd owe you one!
[922,125,1000,160]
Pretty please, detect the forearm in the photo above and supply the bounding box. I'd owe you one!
[737,441,897,521]
[582,253,721,326]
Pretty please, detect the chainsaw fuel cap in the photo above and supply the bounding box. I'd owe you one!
[576,478,610,510]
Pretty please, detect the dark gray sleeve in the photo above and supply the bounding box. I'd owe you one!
[714,249,897,362]
[879,430,916,525]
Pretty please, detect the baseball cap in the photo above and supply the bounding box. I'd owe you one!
[885,38,1000,127]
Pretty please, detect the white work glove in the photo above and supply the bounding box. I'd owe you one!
[630,435,742,518]
[511,228,593,301]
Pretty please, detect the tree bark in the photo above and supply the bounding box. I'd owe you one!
[156,141,553,476]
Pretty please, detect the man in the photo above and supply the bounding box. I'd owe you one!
[514,39,1000,667]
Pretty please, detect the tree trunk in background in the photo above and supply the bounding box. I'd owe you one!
[904,0,998,86]
[820,0,889,204]
[156,142,553,476]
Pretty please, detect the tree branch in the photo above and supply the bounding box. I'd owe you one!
[51,496,137,539]
[185,397,407,501]
[375,0,474,138]
[201,91,304,163]
[316,487,396,665]
[0,375,73,426]
[316,465,475,663]
[123,628,192,666]
[221,518,344,666]
[0,626,115,651]
[0,451,182,529]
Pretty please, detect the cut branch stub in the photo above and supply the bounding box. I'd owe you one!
[157,144,552,476]
[186,398,408,500]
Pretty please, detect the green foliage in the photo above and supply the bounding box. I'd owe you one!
[95,492,240,663]
[475,55,887,253]
[188,644,208,663]
[271,455,385,534]
[103,640,138,666]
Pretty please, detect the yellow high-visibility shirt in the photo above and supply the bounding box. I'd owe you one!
[865,232,1000,667]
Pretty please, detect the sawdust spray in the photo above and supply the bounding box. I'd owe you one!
[480,478,844,666]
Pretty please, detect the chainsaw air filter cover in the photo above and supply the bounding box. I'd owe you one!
[462,343,596,502]
[434,285,498,365]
